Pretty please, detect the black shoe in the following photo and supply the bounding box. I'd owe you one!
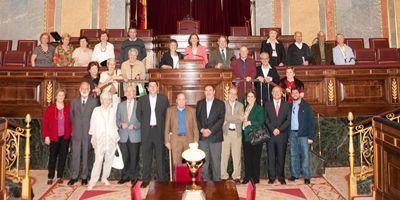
[67,179,78,186]
[141,181,150,188]
[117,179,130,184]
[288,176,298,181]
[81,179,88,185]
[241,178,249,184]
[279,179,286,185]
[304,179,311,184]
[131,178,138,185]
[268,179,275,184]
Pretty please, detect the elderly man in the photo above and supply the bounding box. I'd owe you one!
[116,85,141,184]
[136,81,170,187]
[333,33,356,65]
[196,85,226,181]
[68,82,98,186]
[255,52,280,105]
[286,31,312,66]
[164,93,199,167]
[120,28,147,62]
[220,87,243,183]
[88,92,120,190]
[230,46,257,100]
[208,35,235,69]
[121,48,146,81]
[311,31,333,65]
[265,86,291,185]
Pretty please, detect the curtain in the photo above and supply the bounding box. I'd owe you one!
[145,0,250,35]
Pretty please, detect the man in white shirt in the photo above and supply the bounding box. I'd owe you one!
[220,87,244,183]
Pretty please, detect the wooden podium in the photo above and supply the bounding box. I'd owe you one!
[178,59,204,69]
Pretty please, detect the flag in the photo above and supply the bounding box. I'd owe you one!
[138,0,147,29]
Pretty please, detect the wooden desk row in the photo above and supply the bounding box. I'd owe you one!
[0,64,399,118]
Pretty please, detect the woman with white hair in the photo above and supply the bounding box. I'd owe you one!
[120,48,146,80]
[98,58,123,106]
[87,91,120,190]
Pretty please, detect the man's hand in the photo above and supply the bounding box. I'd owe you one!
[279,62,284,66]
[215,63,222,69]
[286,88,291,93]
[257,76,264,83]
[265,76,272,83]
[44,136,50,145]
[165,143,171,150]
[202,129,212,137]
[273,128,280,136]
[303,60,309,66]
[245,76,252,82]
[308,139,313,144]
[128,124,136,130]
[120,123,128,129]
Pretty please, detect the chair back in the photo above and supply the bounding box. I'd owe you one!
[174,164,202,182]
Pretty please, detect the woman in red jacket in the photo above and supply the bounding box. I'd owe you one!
[42,88,72,185]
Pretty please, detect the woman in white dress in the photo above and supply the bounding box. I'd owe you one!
[91,31,115,67]
[98,58,123,106]
[88,91,120,190]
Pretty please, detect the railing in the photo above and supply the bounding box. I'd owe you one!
[347,108,400,199]
[4,115,32,200]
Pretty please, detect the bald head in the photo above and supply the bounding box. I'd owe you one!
[176,93,186,109]
[239,46,249,59]
[317,31,325,42]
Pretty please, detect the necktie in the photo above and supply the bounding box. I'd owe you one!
[127,101,132,121]
[275,102,280,117]
[241,59,246,78]
[82,100,86,106]
[221,49,226,62]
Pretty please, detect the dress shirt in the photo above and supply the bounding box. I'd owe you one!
[149,94,157,126]
[177,107,187,134]
[127,99,134,120]
[129,38,137,42]
[228,100,236,129]
[291,100,300,130]
[295,42,303,49]
[171,54,179,68]
[261,64,272,77]
[81,97,88,105]
[206,98,214,118]
[267,39,279,57]
[319,42,326,61]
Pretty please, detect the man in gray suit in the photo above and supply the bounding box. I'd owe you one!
[208,35,235,69]
[68,81,98,186]
[136,81,169,188]
[116,85,141,184]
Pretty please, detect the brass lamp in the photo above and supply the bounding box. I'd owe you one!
[181,143,206,200]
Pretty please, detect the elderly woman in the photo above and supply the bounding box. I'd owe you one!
[53,33,74,66]
[184,33,208,66]
[92,31,115,67]
[98,58,123,105]
[159,39,183,69]
[31,32,56,67]
[73,36,93,67]
[242,90,265,184]
[121,48,146,80]
[88,91,120,190]
[42,88,71,185]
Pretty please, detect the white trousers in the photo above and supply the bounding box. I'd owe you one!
[89,146,116,185]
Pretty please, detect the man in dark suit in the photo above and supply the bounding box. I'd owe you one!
[311,31,333,65]
[208,35,235,69]
[68,81,98,186]
[136,81,170,187]
[286,31,312,66]
[196,85,226,181]
[231,46,257,101]
[265,86,291,185]
[255,52,280,106]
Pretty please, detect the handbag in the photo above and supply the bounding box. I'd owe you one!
[112,145,124,169]
[249,128,270,145]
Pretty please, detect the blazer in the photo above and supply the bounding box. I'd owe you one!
[255,65,280,103]
[260,40,286,66]
[121,60,146,80]
[243,104,265,142]
[231,57,257,98]
[164,106,199,144]
[333,45,356,65]
[286,43,312,66]
[116,99,141,143]
[208,47,235,68]
[290,99,315,140]
[159,51,184,68]
[70,96,98,141]
[136,94,170,142]
[42,103,72,142]
[310,42,333,65]
[264,101,291,141]
[223,100,244,137]
[184,45,208,66]
[196,98,226,143]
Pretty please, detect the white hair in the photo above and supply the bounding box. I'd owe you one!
[128,48,139,55]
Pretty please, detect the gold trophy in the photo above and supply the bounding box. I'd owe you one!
[181,143,206,200]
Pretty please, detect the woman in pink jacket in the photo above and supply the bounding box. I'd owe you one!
[184,33,208,67]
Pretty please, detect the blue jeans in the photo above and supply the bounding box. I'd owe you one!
[289,130,311,179]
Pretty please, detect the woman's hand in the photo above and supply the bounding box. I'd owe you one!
[44,137,50,145]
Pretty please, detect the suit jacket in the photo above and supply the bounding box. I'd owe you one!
[260,40,286,66]
[70,96,98,142]
[159,51,184,68]
[164,106,199,144]
[265,101,291,141]
[121,60,146,80]
[231,57,257,98]
[184,45,208,66]
[255,65,280,104]
[208,47,235,68]
[116,100,141,143]
[286,43,312,66]
[136,94,170,142]
[332,45,356,65]
[311,42,333,65]
[196,98,226,143]
[290,99,315,140]
[223,100,244,137]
